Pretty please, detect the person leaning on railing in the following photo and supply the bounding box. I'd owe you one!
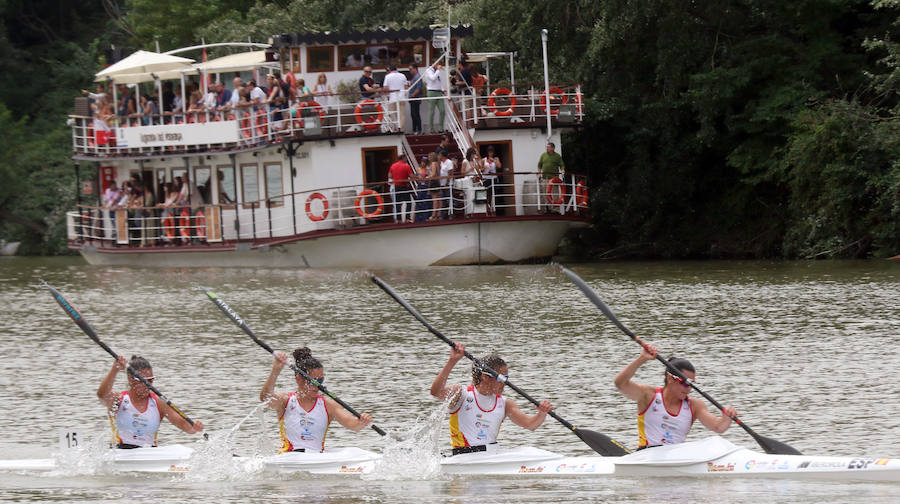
[537,142,565,213]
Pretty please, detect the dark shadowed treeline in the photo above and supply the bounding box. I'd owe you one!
[1,0,898,258]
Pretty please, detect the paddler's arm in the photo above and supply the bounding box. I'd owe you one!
[260,351,289,414]
[160,401,204,434]
[692,399,738,434]
[97,355,127,409]
[430,342,465,404]
[506,398,552,430]
[325,397,373,431]
[614,343,658,408]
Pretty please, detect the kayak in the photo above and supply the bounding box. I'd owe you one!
[613,436,900,481]
[2,438,898,481]
[0,444,193,473]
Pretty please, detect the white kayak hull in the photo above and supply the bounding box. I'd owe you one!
[613,437,900,481]
[0,444,193,474]
[1,438,898,481]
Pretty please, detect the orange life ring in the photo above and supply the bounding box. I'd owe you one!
[354,99,383,131]
[540,87,568,116]
[256,111,268,137]
[179,208,191,239]
[545,177,567,205]
[284,72,297,91]
[305,192,329,221]
[488,88,516,117]
[162,215,176,239]
[195,209,207,239]
[240,117,252,139]
[575,182,589,209]
[294,100,326,129]
[354,189,384,219]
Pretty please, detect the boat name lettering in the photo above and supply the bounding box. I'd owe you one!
[339,465,364,473]
[706,462,735,473]
[140,132,184,144]
[214,298,244,326]
[799,460,847,469]
[519,465,545,473]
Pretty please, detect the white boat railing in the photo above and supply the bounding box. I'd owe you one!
[66,173,590,247]
[71,85,583,157]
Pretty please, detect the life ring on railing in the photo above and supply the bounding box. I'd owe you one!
[305,192,329,221]
[284,72,297,91]
[354,99,383,131]
[488,88,516,117]
[545,177,567,205]
[540,87,568,115]
[354,189,384,219]
[575,182,589,209]
[294,100,326,129]
[179,208,191,239]
[240,117,252,139]
[162,215,176,240]
[195,209,206,239]
[256,111,269,137]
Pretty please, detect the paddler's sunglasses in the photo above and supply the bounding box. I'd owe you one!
[129,375,154,383]
[306,376,324,385]
[668,373,693,387]
[483,372,509,383]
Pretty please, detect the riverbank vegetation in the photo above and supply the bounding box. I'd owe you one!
[1,0,897,258]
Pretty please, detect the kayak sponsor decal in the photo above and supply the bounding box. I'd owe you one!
[848,458,877,470]
[167,464,189,472]
[743,458,791,471]
[875,459,891,466]
[519,465,545,473]
[798,460,846,470]
[706,462,735,473]
[555,462,597,473]
[339,465,365,473]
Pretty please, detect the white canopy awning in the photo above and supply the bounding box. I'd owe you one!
[192,51,274,73]
[95,50,195,81]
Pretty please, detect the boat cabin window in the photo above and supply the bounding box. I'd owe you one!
[264,163,283,207]
[290,48,301,74]
[217,164,235,205]
[241,164,259,208]
[307,46,334,73]
[339,42,425,71]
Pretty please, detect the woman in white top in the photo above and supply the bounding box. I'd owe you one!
[482,146,501,214]
[97,355,204,448]
[260,347,373,453]
[314,73,332,109]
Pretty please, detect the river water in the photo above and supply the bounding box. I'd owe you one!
[0,257,897,503]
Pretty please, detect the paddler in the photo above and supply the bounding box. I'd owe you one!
[614,343,737,449]
[97,355,205,448]
[261,347,373,453]
[430,342,553,455]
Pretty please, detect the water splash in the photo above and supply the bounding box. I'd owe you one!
[184,402,270,481]
[363,401,448,480]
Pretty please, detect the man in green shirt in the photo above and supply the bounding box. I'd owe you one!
[537,142,564,180]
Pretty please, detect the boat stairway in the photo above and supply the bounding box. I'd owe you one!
[405,133,461,160]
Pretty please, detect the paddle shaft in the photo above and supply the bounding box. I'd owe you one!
[371,275,585,433]
[43,282,197,426]
[204,291,386,437]
[561,266,801,455]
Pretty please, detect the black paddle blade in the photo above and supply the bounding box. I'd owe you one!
[574,428,631,456]
[754,433,802,455]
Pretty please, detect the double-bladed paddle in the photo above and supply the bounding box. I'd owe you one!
[370,275,631,457]
[560,266,802,456]
[203,289,387,437]
[42,280,200,428]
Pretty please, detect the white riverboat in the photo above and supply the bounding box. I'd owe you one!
[4,438,898,481]
[65,26,590,267]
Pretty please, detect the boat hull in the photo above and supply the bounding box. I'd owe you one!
[75,218,581,268]
[3,439,897,480]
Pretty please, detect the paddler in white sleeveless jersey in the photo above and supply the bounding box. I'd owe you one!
[97,355,204,448]
[614,343,737,449]
[430,342,553,455]
[261,347,373,453]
